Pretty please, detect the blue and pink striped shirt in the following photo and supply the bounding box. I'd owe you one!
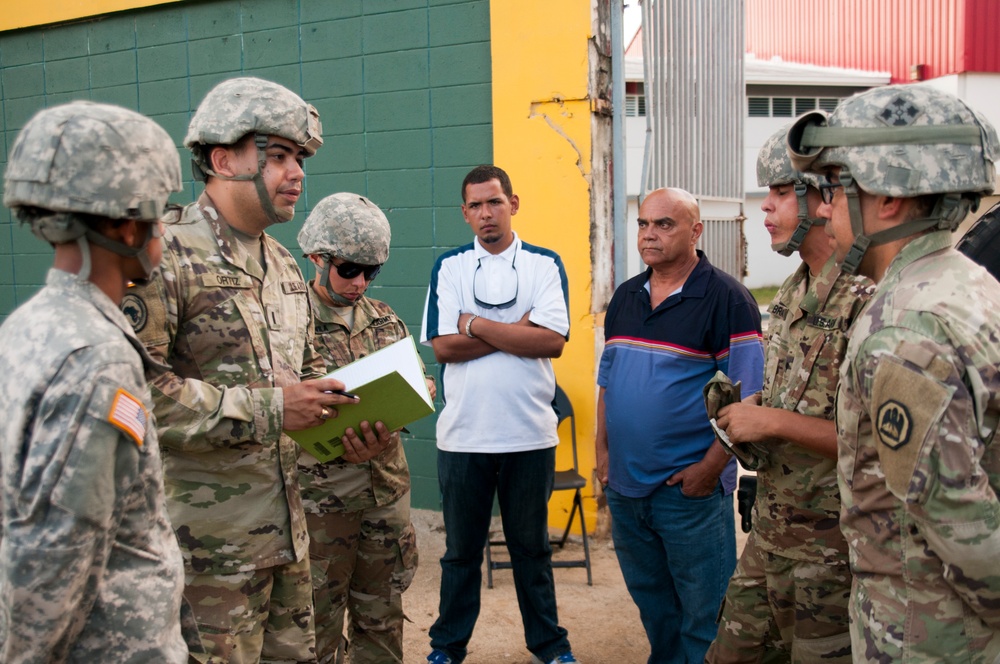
[598,251,764,497]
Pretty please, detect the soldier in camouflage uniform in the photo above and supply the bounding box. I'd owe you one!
[125,77,391,663]
[0,102,192,661]
[297,193,434,663]
[706,125,873,663]
[788,84,1000,663]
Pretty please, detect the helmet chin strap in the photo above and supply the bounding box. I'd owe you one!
[319,260,355,307]
[193,134,286,226]
[26,211,157,282]
[773,182,827,257]
[839,169,974,275]
[84,221,158,282]
[76,236,94,281]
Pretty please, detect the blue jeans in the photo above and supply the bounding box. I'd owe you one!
[606,483,736,664]
[429,448,571,664]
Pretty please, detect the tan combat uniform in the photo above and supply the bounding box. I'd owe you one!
[838,232,1000,663]
[299,289,419,664]
[129,192,325,663]
[708,256,872,663]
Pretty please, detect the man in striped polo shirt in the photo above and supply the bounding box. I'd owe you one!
[595,187,764,664]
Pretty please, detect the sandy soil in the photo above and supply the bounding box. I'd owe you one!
[401,509,650,663]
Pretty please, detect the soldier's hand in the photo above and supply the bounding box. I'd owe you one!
[282,378,358,431]
[716,401,772,445]
[341,420,392,463]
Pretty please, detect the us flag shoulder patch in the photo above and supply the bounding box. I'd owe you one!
[108,388,147,447]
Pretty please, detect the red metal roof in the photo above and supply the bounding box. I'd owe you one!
[745,0,1000,83]
[626,25,642,57]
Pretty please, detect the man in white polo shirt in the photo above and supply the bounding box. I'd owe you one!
[421,165,577,664]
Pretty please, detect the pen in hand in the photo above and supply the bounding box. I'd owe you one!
[326,389,359,400]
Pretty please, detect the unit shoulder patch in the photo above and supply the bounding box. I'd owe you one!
[871,356,951,497]
[121,292,148,333]
[876,399,912,449]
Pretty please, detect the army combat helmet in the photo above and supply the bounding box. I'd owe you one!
[757,124,826,256]
[787,83,999,274]
[185,76,323,225]
[298,193,390,306]
[4,101,182,279]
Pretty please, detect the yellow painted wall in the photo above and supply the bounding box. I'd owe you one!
[490,2,598,533]
[0,0,180,32]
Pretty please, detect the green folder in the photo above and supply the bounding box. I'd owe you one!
[286,336,435,462]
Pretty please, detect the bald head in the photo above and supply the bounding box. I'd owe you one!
[637,187,703,271]
[642,188,700,225]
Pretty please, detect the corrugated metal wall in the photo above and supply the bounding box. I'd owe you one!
[746,0,1000,83]
[639,0,746,278]
[640,0,744,198]
[963,0,1000,72]
[699,216,747,279]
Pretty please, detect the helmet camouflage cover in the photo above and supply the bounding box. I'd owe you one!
[757,123,821,189]
[787,84,999,273]
[184,76,323,157]
[788,83,998,199]
[298,193,391,265]
[4,100,182,243]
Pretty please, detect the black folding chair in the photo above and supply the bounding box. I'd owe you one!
[485,384,593,587]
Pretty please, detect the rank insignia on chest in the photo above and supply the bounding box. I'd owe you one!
[108,388,147,447]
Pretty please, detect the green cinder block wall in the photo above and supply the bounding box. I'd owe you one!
[0,0,493,510]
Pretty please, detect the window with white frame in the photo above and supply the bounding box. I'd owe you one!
[748,96,841,117]
[626,81,646,117]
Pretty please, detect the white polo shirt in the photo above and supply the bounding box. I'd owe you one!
[421,233,570,453]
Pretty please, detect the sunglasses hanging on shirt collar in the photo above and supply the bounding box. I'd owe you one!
[473,246,518,309]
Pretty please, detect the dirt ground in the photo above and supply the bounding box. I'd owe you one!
[401,504,749,663]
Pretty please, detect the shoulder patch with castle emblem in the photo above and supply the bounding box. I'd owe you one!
[876,400,912,449]
[871,356,951,497]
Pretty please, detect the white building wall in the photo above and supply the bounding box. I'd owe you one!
[743,116,804,287]
[922,72,1000,139]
